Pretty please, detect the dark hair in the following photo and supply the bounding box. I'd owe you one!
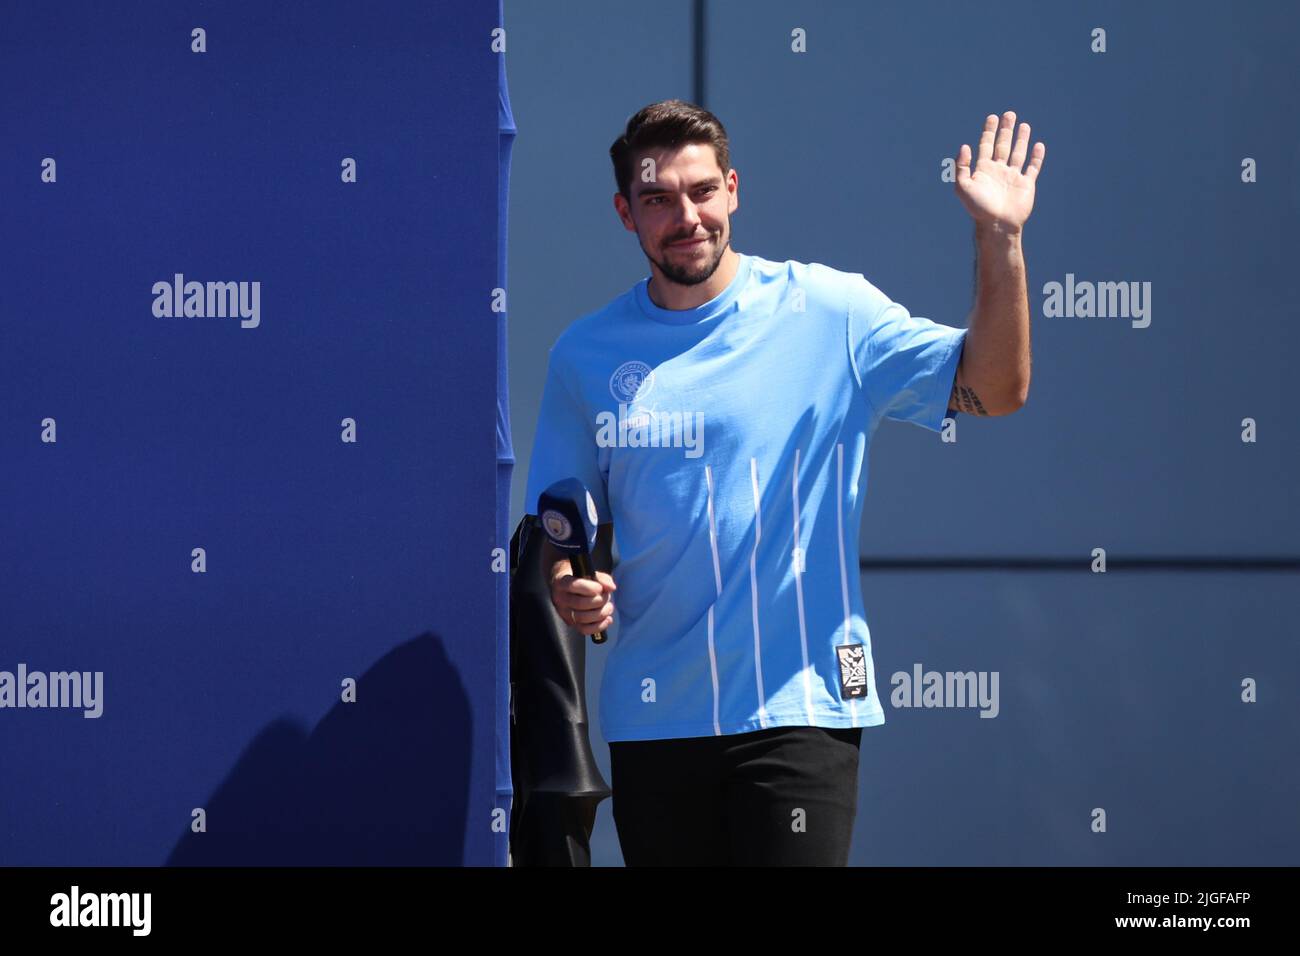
[609,99,731,202]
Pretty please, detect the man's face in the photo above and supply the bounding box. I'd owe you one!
[616,143,738,287]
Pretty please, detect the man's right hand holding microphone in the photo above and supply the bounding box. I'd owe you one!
[545,545,617,638]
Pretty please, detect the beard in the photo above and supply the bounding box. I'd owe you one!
[644,230,730,287]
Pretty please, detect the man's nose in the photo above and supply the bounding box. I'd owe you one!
[672,197,703,229]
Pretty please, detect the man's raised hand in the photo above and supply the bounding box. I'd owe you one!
[955,111,1045,234]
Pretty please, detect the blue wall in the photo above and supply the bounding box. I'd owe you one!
[1,0,504,866]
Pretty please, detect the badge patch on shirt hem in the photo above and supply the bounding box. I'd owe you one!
[836,643,869,699]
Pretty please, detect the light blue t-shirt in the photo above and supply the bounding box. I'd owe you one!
[524,252,968,742]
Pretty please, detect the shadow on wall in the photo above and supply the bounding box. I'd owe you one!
[166,632,470,865]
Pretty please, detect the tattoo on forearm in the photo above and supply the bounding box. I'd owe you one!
[951,384,989,416]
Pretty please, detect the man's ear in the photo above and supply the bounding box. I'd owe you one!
[613,192,637,233]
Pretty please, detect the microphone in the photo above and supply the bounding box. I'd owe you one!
[537,478,609,644]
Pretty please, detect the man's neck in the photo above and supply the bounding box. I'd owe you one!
[647,248,741,311]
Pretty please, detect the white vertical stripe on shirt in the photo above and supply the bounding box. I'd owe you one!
[791,447,815,725]
[749,457,769,728]
[836,441,858,723]
[703,464,723,736]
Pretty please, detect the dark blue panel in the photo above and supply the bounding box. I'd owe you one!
[0,0,503,865]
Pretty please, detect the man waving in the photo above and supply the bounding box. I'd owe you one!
[525,100,1044,865]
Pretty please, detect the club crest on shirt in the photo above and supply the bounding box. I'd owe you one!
[609,361,655,403]
[836,643,869,699]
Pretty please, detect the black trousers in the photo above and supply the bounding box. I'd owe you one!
[608,725,863,866]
